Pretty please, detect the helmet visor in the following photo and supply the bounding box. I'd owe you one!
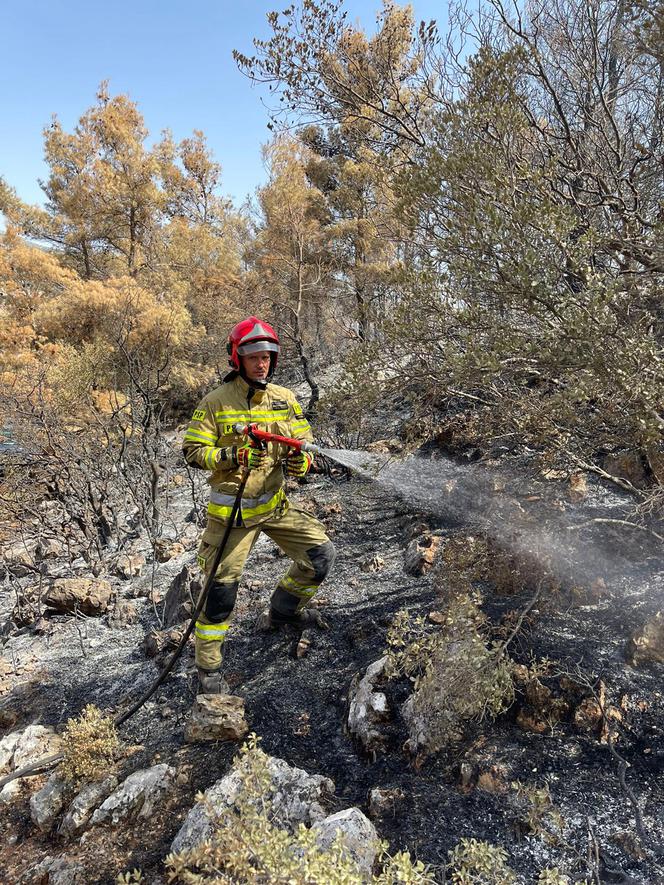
[237,340,280,356]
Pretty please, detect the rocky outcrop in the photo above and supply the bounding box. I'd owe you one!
[115,553,146,579]
[19,855,86,884]
[90,763,175,826]
[143,627,184,658]
[107,600,138,628]
[0,729,22,772]
[347,656,389,753]
[0,724,62,803]
[360,554,385,572]
[162,564,196,626]
[171,755,334,854]
[1,538,38,576]
[367,786,404,818]
[184,694,249,743]
[60,775,118,838]
[403,534,441,576]
[155,539,186,563]
[37,537,66,560]
[312,807,380,876]
[43,578,113,616]
[30,773,75,832]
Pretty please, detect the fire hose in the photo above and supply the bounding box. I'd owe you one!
[0,424,319,788]
[234,422,321,456]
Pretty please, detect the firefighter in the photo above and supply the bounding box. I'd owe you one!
[182,317,336,693]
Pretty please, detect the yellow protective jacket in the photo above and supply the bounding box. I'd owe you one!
[182,374,313,533]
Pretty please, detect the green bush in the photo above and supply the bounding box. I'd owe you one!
[447,839,516,885]
[386,600,514,753]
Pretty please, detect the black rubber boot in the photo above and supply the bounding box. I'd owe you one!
[257,607,328,631]
[196,668,230,695]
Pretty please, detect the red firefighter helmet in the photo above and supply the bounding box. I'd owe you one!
[227,317,280,376]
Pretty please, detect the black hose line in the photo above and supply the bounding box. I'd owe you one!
[0,471,250,789]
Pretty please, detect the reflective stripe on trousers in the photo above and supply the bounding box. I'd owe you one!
[194,618,231,669]
[278,573,318,600]
[207,487,285,521]
[194,621,230,641]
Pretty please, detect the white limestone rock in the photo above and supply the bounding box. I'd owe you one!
[347,656,390,753]
[13,724,62,770]
[312,807,380,876]
[90,764,175,826]
[19,854,86,884]
[171,755,334,854]
[30,772,75,831]
[60,775,118,838]
[184,694,249,743]
[0,724,62,804]
[0,729,21,772]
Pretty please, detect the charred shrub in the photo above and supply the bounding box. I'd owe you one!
[509,781,565,843]
[387,610,514,753]
[486,538,560,598]
[385,538,515,754]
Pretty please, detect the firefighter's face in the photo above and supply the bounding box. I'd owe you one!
[241,350,271,381]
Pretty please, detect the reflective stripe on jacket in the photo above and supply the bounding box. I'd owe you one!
[182,375,313,529]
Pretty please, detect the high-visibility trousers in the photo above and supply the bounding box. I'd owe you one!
[194,504,335,671]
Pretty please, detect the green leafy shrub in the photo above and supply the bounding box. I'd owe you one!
[386,597,514,752]
[447,839,516,885]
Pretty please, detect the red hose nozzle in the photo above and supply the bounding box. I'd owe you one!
[233,423,321,455]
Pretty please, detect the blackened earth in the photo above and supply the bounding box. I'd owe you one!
[0,456,662,884]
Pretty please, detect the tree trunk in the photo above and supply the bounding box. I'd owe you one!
[295,254,320,415]
[128,204,137,275]
[81,239,92,280]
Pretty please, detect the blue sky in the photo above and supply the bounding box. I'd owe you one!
[2,1,448,209]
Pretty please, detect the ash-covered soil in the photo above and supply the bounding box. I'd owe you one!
[1,451,663,884]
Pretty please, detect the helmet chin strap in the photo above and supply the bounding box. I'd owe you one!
[239,365,268,389]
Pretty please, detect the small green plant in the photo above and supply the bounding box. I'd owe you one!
[510,781,565,844]
[447,838,516,884]
[165,734,435,884]
[59,704,119,784]
[537,870,569,885]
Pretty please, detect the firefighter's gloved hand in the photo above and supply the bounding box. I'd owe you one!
[234,443,267,470]
[286,450,312,477]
